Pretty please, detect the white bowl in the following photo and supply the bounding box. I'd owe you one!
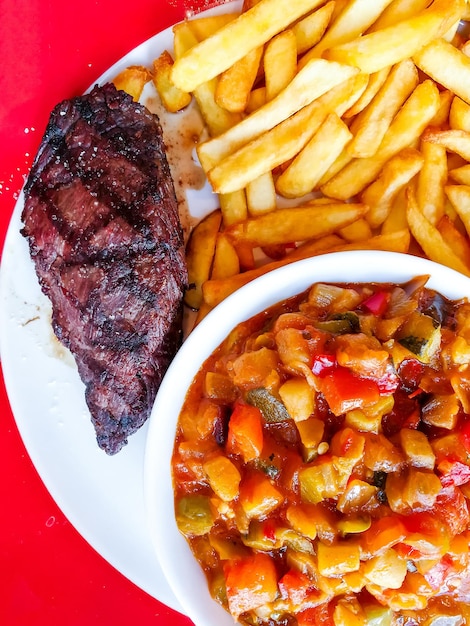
[143,250,470,626]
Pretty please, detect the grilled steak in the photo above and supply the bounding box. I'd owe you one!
[21,82,187,454]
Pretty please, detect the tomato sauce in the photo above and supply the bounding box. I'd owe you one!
[171,277,470,625]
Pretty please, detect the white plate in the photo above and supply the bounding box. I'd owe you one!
[0,0,239,613]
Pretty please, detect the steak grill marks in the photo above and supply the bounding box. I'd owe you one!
[21,83,187,454]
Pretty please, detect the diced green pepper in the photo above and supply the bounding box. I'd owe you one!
[176,495,214,536]
[314,311,360,335]
[397,312,441,363]
[246,387,290,423]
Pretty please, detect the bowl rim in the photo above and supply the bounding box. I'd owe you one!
[143,250,470,626]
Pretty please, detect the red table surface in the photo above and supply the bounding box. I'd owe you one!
[0,1,223,624]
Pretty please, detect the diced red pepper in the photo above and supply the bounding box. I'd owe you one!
[278,569,314,605]
[399,512,450,557]
[401,511,443,536]
[227,402,264,462]
[318,366,380,416]
[224,553,279,617]
[459,420,470,452]
[362,290,390,316]
[296,603,334,626]
[438,459,470,487]
[394,542,424,561]
[311,353,337,377]
[338,428,355,456]
[262,519,277,542]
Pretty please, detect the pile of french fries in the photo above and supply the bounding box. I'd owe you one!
[115,0,470,323]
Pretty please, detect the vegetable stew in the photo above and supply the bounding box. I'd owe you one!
[171,277,470,625]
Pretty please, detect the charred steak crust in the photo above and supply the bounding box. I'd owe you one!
[21,83,188,454]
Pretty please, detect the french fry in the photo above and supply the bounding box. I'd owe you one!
[293,1,335,55]
[405,186,470,276]
[203,235,347,307]
[316,150,354,188]
[184,210,222,310]
[362,148,423,228]
[246,87,266,113]
[445,184,470,237]
[211,234,241,279]
[171,0,325,92]
[152,52,191,113]
[302,0,396,60]
[235,241,256,271]
[324,0,465,74]
[246,172,277,215]
[437,214,470,268]
[243,0,263,10]
[343,66,390,118]
[331,0,349,20]
[416,139,448,225]
[276,113,353,198]
[194,301,213,325]
[331,228,410,253]
[207,109,317,193]
[414,37,470,106]
[207,72,368,194]
[449,96,470,132]
[443,17,461,44]
[173,21,199,59]
[202,230,410,307]
[423,128,470,161]
[444,192,464,225]
[112,66,151,101]
[219,190,248,227]
[215,46,264,113]
[347,59,418,158]
[431,89,454,127]
[194,79,242,137]
[173,22,241,134]
[306,196,345,206]
[321,79,440,200]
[367,0,431,31]
[381,187,408,234]
[449,164,470,185]
[197,58,360,171]
[264,30,297,101]
[225,202,368,246]
[186,13,237,41]
[339,218,373,242]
